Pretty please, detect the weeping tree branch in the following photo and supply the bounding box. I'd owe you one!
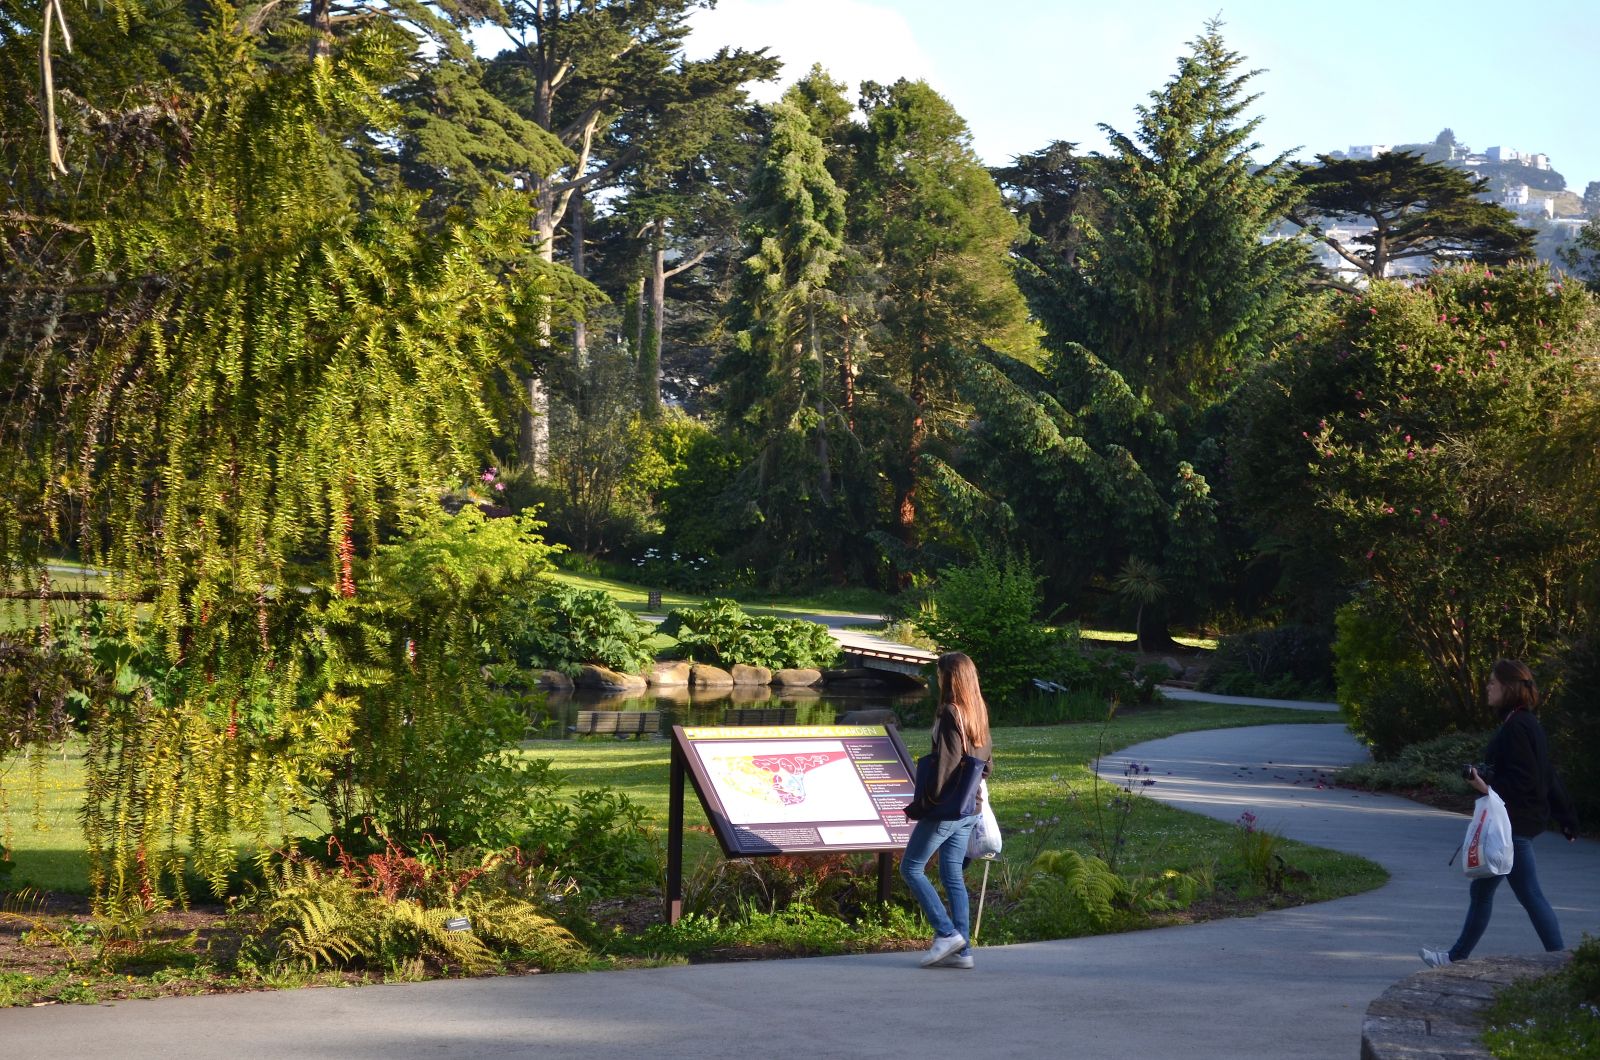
[40,0,75,176]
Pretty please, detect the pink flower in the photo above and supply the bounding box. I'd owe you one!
[494,482,505,492]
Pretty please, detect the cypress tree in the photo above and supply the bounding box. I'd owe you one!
[717,95,847,577]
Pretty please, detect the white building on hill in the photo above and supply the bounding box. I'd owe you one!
[1501,184,1555,218]
[1486,146,1552,170]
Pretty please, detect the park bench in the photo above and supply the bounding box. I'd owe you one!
[572,710,662,738]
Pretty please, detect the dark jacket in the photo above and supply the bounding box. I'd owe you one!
[905,703,993,818]
[1483,707,1578,839]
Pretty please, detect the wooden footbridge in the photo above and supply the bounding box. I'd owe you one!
[830,631,937,679]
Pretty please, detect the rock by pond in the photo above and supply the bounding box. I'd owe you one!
[690,663,735,688]
[731,663,773,686]
[575,664,648,693]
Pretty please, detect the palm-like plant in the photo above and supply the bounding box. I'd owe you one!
[1111,557,1166,653]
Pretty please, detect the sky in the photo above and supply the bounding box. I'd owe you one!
[682,0,1600,192]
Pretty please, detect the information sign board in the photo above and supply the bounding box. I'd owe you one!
[673,724,918,857]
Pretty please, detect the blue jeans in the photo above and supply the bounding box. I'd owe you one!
[1449,836,1564,961]
[901,813,980,951]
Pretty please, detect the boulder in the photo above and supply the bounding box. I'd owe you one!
[650,660,692,687]
[534,669,575,692]
[1159,656,1185,678]
[575,664,647,693]
[731,663,774,686]
[837,708,900,727]
[690,663,734,688]
[773,667,823,688]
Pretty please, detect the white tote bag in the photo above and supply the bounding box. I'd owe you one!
[1461,788,1514,878]
[967,779,1002,860]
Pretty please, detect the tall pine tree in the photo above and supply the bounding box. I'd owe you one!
[717,95,847,580]
[854,79,1033,576]
[1034,21,1309,414]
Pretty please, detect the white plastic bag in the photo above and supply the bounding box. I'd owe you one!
[1461,788,1514,878]
[967,779,1002,860]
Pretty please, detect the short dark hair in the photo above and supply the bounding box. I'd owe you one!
[1490,658,1540,712]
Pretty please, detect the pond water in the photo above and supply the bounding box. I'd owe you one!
[522,685,935,741]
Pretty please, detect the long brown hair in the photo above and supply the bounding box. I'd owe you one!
[937,652,990,750]
[1490,658,1540,712]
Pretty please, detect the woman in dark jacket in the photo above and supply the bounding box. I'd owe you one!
[900,652,993,970]
[1421,659,1578,967]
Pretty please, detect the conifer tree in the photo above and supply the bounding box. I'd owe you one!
[854,79,1033,572]
[1289,151,1536,284]
[1035,21,1309,414]
[717,95,847,576]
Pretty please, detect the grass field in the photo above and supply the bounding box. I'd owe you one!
[3,701,1375,899]
[0,564,112,633]
[547,569,892,619]
[1077,627,1221,651]
[522,701,1380,902]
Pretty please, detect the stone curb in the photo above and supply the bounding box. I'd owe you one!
[1361,951,1571,1059]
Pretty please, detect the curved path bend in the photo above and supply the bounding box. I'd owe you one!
[4,721,1596,1059]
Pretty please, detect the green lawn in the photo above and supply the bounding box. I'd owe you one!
[1078,627,1221,651]
[1,748,97,893]
[0,564,111,633]
[5,701,1378,902]
[523,701,1381,903]
[548,569,891,619]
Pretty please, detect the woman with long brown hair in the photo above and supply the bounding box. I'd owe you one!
[900,652,993,970]
[1421,658,1578,967]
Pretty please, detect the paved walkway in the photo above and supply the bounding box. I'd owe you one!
[1157,686,1341,712]
[5,721,1595,1059]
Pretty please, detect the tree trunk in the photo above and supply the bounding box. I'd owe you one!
[307,0,331,60]
[624,276,644,363]
[639,217,667,418]
[650,218,667,410]
[841,308,856,431]
[1135,603,1183,655]
[519,206,558,474]
[571,185,588,368]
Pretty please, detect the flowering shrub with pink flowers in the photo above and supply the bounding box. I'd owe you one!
[1233,263,1600,750]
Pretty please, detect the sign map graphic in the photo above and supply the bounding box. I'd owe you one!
[673,725,918,856]
[724,750,850,807]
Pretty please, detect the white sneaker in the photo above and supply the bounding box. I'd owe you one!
[1419,946,1452,968]
[920,933,967,967]
[936,950,974,970]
